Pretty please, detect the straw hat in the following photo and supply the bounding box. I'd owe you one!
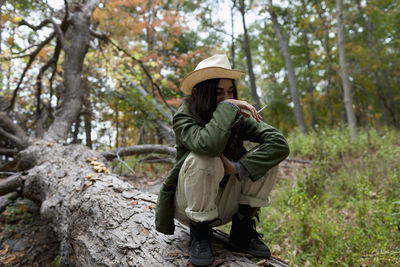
[179,54,245,95]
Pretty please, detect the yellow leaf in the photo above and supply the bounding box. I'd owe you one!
[12,16,23,23]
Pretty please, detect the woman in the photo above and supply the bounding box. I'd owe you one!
[155,54,289,266]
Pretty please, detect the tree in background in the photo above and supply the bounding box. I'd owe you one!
[336,0,357,140]
[267,0,308,133]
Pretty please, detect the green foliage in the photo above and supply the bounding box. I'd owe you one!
[259,127,400,266]
[1,204,33,224]
[51,255,61,267]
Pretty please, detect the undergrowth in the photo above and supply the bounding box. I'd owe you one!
[260,126,400,266]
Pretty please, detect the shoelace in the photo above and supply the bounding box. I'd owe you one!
[246,219,264,240]
[196,238,211,252]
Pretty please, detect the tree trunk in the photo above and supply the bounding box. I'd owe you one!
[303,31,317,130]
[268,2,307,133]
[230,1,236,69]
[238,0,261,110]
[336,0,357,140]
[2,140,277,266]
[83,95,92,149]
[72,114,81,144]
[0,0,4,54]
[45,1,99,142]
[315,2,334,127]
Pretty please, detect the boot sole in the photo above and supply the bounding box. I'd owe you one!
[229,241,271,259]
[190,256,214,266]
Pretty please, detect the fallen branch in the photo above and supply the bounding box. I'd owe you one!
[0,173,22,196]
[0,112,31,149]
[284,157,312,164]
[102,144,176,161]
[0,148,18,157]
[116,149,137,176]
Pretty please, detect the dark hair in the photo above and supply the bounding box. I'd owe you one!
[187,78,244,161]
[187,78,238,125]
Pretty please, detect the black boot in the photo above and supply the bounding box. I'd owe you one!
[189,221,214,266]
[229,205,271,258]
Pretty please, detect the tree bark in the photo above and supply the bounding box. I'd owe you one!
[238,0,261,110]
[45,1,100,142]
[268,2,307,133]
[303,31,317,130]
[336,0,357,140]
[0,173,22,195]
[315,3,335,127]
[102,144,176,161]
[8,140,268,266]
[0,112,31,149]
[230,0,236,69]
[0,0,4,54]
[83,101,92,149]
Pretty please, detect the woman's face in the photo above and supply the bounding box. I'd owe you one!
[216,79,235,104]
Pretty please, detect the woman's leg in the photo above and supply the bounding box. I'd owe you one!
[174,152,225,266]
[231,165,280,258]
[239,165,280,207]
[216,165,280,224]
[174,152,225,225]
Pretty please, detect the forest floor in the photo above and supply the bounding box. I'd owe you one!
[0,158,308,266]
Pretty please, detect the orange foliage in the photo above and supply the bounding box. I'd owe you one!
[166,97,183,107]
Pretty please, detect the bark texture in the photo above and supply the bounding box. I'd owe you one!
[45,0,100,142]
[17,140,264,266]
[336,0,357,140]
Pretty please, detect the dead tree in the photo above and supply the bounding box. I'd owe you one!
[0,1,288,266]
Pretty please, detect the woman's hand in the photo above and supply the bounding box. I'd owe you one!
[223,99,263,122]
[220,155,238,175]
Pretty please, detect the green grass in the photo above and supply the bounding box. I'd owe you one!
[260,126,400,266]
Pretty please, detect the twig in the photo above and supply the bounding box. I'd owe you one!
[116,149,137,176]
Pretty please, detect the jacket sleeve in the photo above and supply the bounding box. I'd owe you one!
[238,117,290,181]
[173,102,238,157]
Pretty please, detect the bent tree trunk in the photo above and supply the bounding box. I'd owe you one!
[6,140,259,266]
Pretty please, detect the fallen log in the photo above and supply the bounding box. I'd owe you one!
[13,140,290,266]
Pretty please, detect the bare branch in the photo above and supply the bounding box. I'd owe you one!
[0,127,22,145]
[116,149,136,176]
[18,18,52,31]
[139,156,175,164]
[0,173,22,196]
[0,112,30,148]
[107,38,176,114]
[102,144,176,161]
[35,42,62,120]
[48,18,66,48]
[89,28,108,42]
[8,32,56,111]
[0,148,18,157]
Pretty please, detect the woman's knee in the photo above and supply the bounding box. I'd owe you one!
[185,152,224,175]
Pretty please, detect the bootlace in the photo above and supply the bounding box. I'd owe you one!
[196,238,211,252]
[246,218,264,240]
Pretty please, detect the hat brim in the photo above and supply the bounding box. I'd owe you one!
[179,67,245,95]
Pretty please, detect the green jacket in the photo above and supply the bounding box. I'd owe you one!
[155,101,290,234]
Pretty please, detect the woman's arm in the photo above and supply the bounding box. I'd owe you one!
[238,118,290,181]
[173,102,239,156]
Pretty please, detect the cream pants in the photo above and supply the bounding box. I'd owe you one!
[174,152,279,226]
